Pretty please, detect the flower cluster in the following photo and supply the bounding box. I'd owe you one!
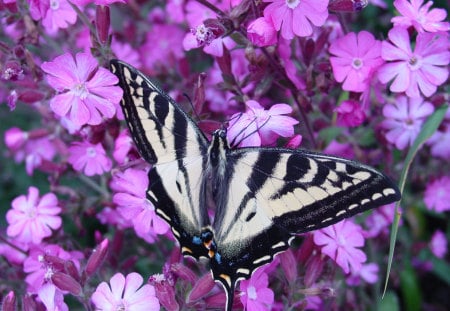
[0,0,449,310]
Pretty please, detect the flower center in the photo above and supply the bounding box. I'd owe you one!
[408,55,422,71]
[286,0,300,9]
[193,24,214,46]
[116,301,126,311]
[73,83,89,100]
[50,0,60,10]
[247,285,257,300]
[352,58,363,70]
[86,147,97,158]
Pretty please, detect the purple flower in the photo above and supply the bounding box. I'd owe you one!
[335,99,366,127]
[392,0,450,33]
[424,176,450,212]
[247,17,278,47]
[427,120,450,159]
[41,52,122,127]
[91,272,160,311]
[6,186,62,244]
[378,27,450,98]
[29,0,77,33]
[68,141,112,176]
[323,140,355,159]
[329,31,383,92]
[429,230,447,258]
[24,244,82,293]
[364,203,397,238]
[111,168,169,242]
[313,219,367,274]
[263,0,329,39]
[346,262,379,286]
[239,268,274,311]
[141,24,185,70]
[381,95,434,150]
[227,100,299,147]
[113,129,134,164]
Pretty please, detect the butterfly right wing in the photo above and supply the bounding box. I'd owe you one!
[110,60,211,259]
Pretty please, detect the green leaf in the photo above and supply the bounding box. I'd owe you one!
[318,126,343,145]
[383,104,448,295]
[400,265,422,311]
[378,291,400,311]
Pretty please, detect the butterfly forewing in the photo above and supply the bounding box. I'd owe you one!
[110,60,210,259]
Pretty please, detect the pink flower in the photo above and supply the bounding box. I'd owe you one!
[335,99,366,127]
[423,176,450,212]
[427,121,450,159]
[247,17,278,47]
[6,186,61,244]
[364,203,397,238]
[392,0,450,33]
[113,129,134,164]
[346,262,379,286]
[41,52,122,127]
[29,0,77,33]
[227,100,299,147]
[381,95,434,150]
[141,24,185,70]
[68,141,112,176]
[263,0,329,39]
[323,140,355,159]
[239,268,274,311]
[313,220,367,274]
[91,272,160,311]
[429,230,447,258]
[111,168,169,242]
[329,31,383,92]
[378,27,450,98]
[24,244,82,293]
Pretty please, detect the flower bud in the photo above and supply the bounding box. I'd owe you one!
[95,6,110,45]
[187,273,215,303]
[85,239,109,278]
[52,272,82,296]
[279,249,298,284]
[329,0,368,12]
[149,274,179,311]
[171,263,197,285]
[304,254,325,287]
[4,127,28,150]
[247,17,277,47]
[2,291,16,311]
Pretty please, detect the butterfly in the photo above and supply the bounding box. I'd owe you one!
[109,59,401,310]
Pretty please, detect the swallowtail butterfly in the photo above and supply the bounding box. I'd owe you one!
[110,60,401,310]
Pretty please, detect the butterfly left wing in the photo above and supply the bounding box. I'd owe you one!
[110,60,211,260]
[211,148,401,306]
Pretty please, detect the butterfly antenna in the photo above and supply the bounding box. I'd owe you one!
[183,93,202,122]
[229,115,273,147]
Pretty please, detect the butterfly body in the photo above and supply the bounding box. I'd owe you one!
[110,60,401,310]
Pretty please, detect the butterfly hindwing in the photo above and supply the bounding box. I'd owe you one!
[110,60,210,259]
[211,148,400,303]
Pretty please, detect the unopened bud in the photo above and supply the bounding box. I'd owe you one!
[2,291,16,311]
[4,127,28,150]
[279,249,298,284]
[96,6,110,45]
[85,239,109,277]
[149,274,179,311]
[329,0,368,12]
[171,263,197,285]
[187,273,215,303]
[52,272,82,296]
